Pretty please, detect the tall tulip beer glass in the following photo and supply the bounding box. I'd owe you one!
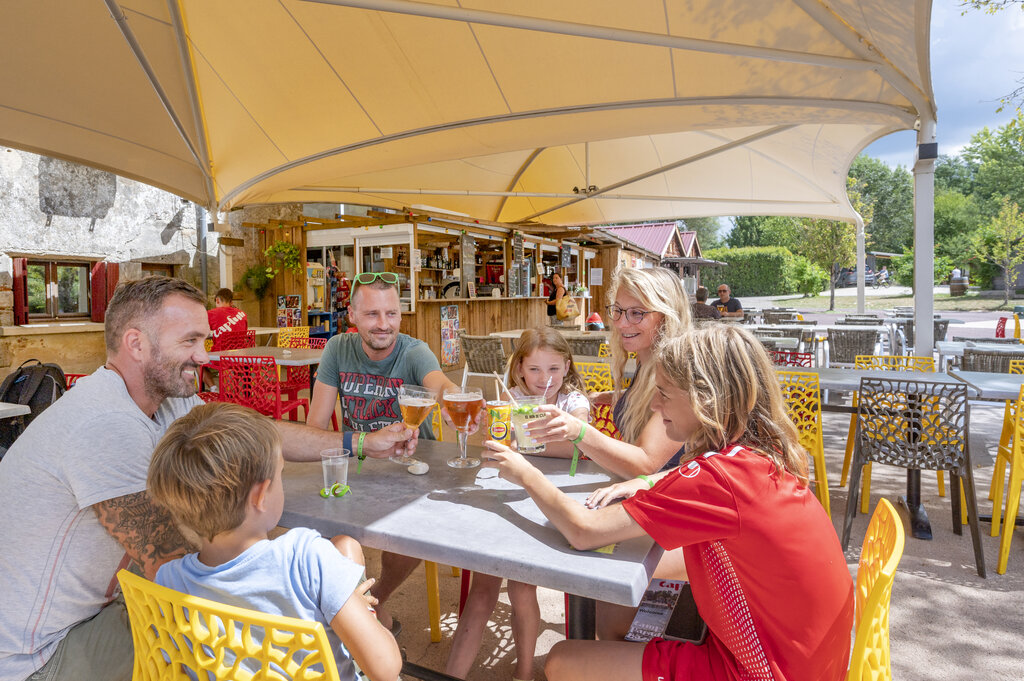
[394,384,436,466]
[443,386,485,468]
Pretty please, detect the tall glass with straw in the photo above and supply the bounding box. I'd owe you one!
[443,385,485,468]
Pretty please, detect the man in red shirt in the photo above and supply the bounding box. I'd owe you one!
[207,288,248,342]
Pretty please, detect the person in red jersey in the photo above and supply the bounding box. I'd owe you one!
[207,287,248,341]
[483,324,854,681]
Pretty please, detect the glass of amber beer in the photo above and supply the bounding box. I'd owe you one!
[393,384,436,466]
[443,386,485,468]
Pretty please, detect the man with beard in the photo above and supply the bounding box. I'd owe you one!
[307,271,472,635]
[0,277,404,681]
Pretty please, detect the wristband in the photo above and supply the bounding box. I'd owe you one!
[356,432,366,473]
[637,474,655,489]
[569,423,587,477]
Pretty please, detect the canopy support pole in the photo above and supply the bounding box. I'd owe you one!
[913,117,938,354]
[855,212,866,313]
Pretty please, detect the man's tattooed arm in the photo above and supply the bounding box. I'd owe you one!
[93,491,196,579]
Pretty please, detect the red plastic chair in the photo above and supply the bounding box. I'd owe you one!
[201,330,256,387]
[278,337,338,430]
[769,350,814,367]
[64,374,86,389]
[997,317,1008,338]
[592,403,621,439]
[217,355,307,421]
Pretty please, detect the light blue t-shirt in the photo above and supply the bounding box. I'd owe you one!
[156,528,365,681]
[317,332,441,439]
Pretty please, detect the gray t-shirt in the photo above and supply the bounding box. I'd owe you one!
[317,333,441,439]
[0,367,200,680]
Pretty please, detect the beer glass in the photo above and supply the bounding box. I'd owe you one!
[393,384,436,465]
[442,386,485,468]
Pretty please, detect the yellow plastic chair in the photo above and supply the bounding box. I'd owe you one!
[118,569,341,681]
[843,355,946,514]
[846,498,905,681]
[990,384,1024,574]
[597,342,611,358]
[778,371,830,516]
[1015,313,1022,340]
[278,325,311,348]
[990,359,1024,503]
[575,361,614,393]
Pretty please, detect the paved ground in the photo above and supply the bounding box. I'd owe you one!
[360,342,1024,681]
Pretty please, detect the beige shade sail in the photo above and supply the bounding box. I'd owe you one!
[0,0,933,226]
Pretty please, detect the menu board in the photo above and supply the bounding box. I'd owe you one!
[440,304,461,367]
[560,243,572,268]
[461,233,476,297]
[277,294,302,327]
[513,231,524,262]
[508,265,519,298]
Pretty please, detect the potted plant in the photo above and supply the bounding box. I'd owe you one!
[263,239,303,278]
[237,263,271,299]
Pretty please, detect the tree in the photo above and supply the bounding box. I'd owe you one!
[848,155,913,253]
[726,216,769,248]
[796,177,872,310]
[934,189,985,262]
[961,114,1024,211]
[935,154,978,196]
[973,198,1024,303]
[680,217,722,250]
[724,215,801,250]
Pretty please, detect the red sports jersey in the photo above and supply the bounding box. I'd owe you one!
[623,444,854,681]
[207,306,248,340]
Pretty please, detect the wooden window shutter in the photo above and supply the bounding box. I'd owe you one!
[12,257,28,325]
[90,261,120,323]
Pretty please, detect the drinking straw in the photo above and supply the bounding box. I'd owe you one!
[542,376,553,400]
[493,372,519,407]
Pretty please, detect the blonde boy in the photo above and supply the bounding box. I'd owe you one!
[148,403,401,681]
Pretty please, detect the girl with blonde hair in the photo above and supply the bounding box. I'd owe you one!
[483,325,853,681]
[528,266,692,477]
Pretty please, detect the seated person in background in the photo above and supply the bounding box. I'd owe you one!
[713,284,743,318]
[207,287,248,342]
[691,286,721,320]
[483,324,854,681]
[149,402,401,681]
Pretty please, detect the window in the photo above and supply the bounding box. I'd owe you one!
[141,263,175,278]
[26,260,92,319]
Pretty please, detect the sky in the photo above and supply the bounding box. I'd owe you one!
[863,1,1024,167]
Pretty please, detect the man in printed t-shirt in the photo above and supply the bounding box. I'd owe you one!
[207,288,248,341]
[307,271,475,636]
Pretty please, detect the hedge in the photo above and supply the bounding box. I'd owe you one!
[702,246,820,297]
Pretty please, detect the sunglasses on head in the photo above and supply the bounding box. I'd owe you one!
[354,271,400,285]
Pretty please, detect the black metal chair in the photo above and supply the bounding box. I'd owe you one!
[840,377,986,577]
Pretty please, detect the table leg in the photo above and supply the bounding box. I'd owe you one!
[899,469,933,540]
[565,594,596,640]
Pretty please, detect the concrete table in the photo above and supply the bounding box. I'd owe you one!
[949,371,1024,402]
[0,402,31,419]
[280,439,662,639]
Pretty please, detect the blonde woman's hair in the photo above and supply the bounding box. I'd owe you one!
[506,327,589,403]
[655,325,808,482]
[608,267,692,443]
[148,402,281,542]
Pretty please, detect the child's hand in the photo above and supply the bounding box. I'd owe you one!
[585,479,648,509]
[356,578,379,610]
[526,405,583,444]
[481,440,537,486]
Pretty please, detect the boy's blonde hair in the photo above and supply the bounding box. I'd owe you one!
[655,324,808,482]
[148,403,281,542]
[506,327,588,402]
[607,267,692,443]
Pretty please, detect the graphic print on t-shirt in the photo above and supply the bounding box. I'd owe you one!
[337,372,405,431]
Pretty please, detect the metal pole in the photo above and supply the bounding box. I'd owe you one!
[913,117,937,355]
[855,213,865,314]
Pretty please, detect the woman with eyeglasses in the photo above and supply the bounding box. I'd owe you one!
[528,267,691,478]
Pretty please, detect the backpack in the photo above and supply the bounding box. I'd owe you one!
[556,294,580,321]
[0,359,67,451]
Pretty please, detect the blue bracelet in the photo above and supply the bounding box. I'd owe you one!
[343,431,354,452]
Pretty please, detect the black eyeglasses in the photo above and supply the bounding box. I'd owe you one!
[354,271,399,285]
[717,288,729,293]
[606,304,655,324]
